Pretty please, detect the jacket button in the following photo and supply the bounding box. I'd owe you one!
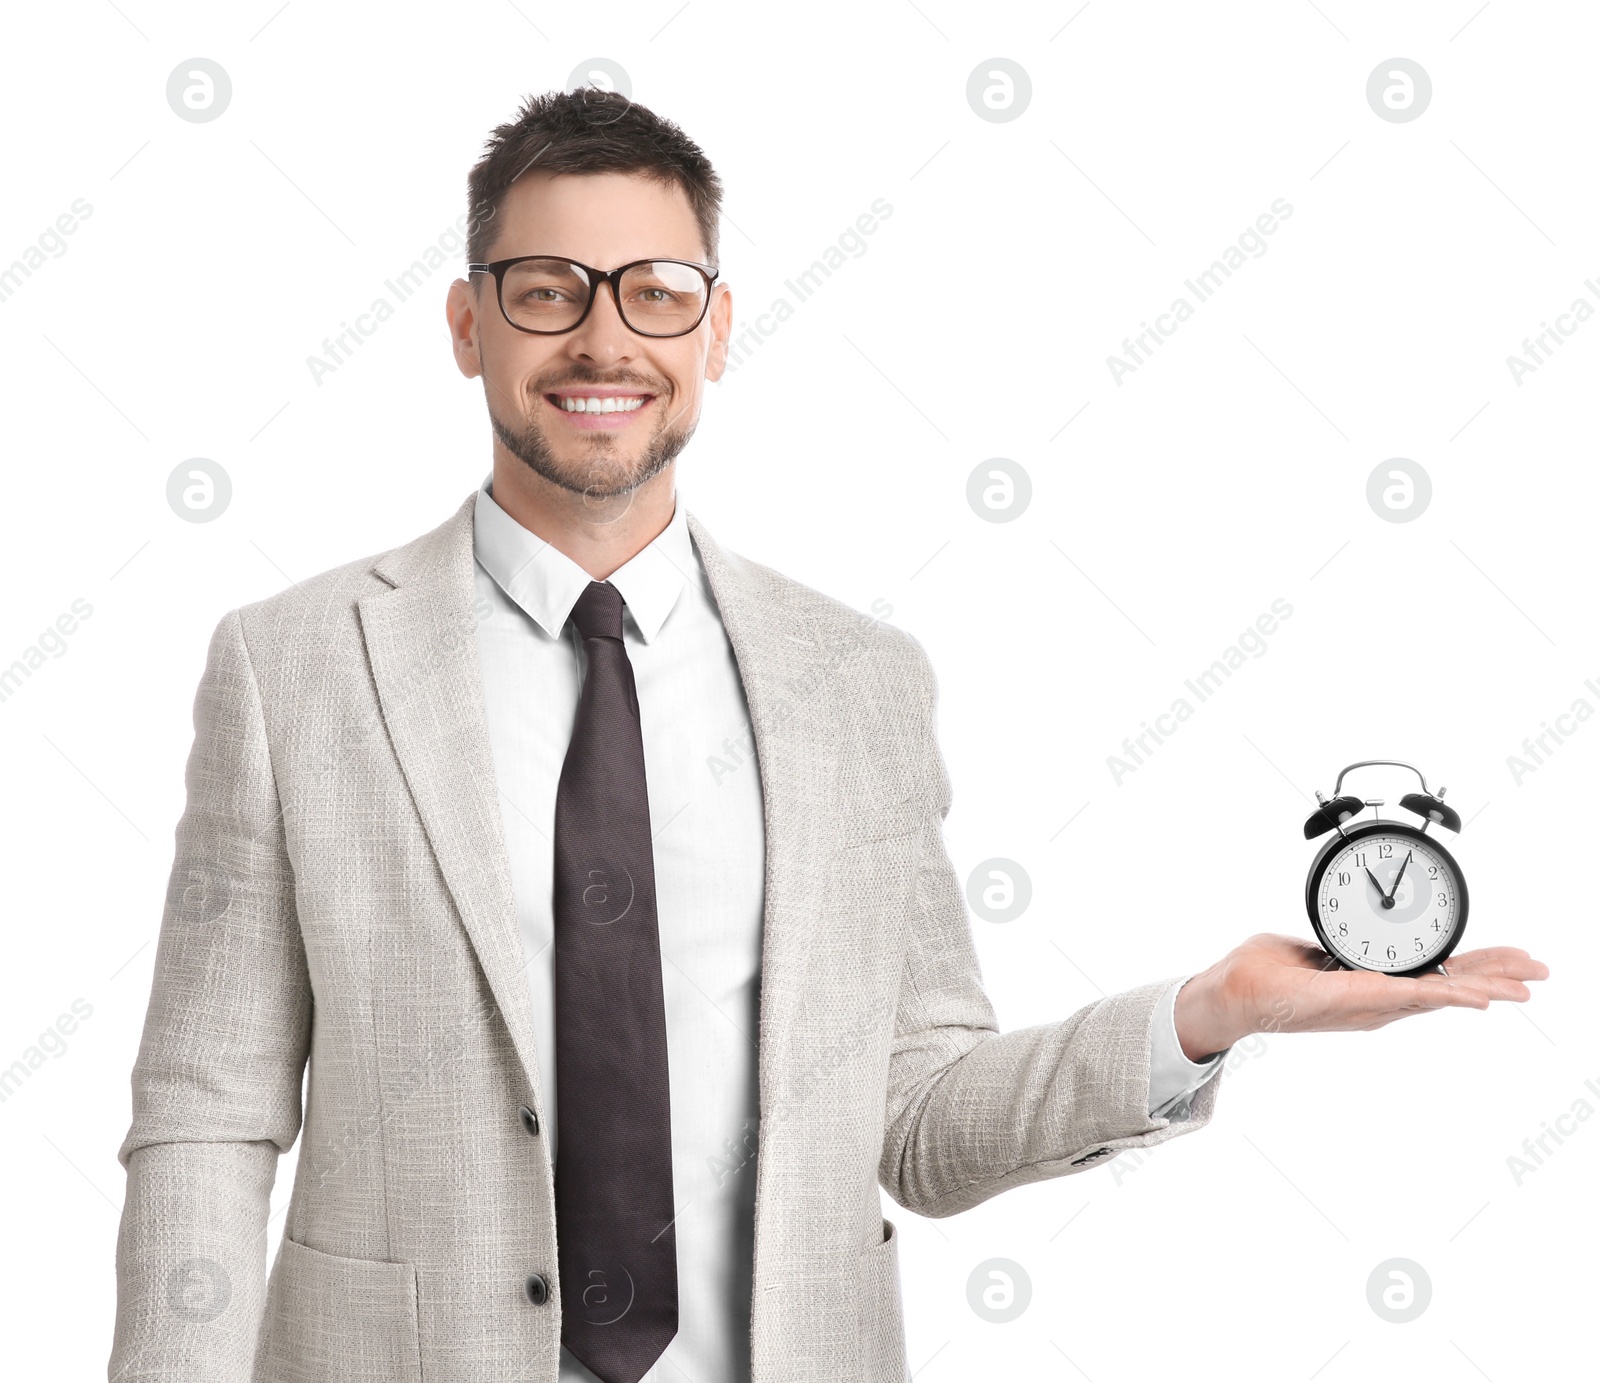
[525,1272,550,1305]
[518,1104,540,1137]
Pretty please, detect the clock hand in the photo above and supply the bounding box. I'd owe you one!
[1363,867,1387,903]
[1386,850,1413,904]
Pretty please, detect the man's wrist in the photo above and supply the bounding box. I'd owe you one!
[1173,965,1241,1063]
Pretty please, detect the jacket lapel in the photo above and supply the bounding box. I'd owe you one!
[686,512,838,1117]
[357,494,544,1100]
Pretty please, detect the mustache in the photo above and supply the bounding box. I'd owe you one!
[533,370,666,394]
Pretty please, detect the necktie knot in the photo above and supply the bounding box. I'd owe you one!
[570,580,624,643]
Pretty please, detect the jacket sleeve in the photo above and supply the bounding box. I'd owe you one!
[877,635,1229,1219]
[109,608,312,1381]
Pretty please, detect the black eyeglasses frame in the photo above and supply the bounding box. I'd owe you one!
[466,255,720,338]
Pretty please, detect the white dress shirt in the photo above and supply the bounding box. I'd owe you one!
[471,474,1223,1382]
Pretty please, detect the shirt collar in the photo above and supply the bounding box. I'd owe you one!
[472,473,695,644]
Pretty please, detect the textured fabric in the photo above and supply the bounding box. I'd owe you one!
[473,477,765,1383]
[110,488,1231,1383]
[552,581,677,1382]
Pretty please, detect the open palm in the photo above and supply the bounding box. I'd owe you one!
[1229,932,1548,1035]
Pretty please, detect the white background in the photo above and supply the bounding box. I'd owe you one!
[1,2,1594,1379]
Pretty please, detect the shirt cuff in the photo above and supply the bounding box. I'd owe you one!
[1147,975,1227,1119]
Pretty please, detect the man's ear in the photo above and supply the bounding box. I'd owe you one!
[704,281,733,382]
[446,276,483,380]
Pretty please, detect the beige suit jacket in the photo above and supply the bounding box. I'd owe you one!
[109,491,1226,1382]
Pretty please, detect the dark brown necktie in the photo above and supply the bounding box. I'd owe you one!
[552,580,678,1383]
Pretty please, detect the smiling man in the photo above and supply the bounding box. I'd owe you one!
[110,88,1549,1383]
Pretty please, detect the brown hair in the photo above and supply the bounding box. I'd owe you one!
[465,88,723,270]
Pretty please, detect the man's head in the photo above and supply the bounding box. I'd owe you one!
[446,89,731,510]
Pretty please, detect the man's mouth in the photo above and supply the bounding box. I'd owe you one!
[549,394,651,414]
[540,387,657,430]
[547,384,652,409]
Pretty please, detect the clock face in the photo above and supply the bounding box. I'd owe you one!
[1313,827,1464,973]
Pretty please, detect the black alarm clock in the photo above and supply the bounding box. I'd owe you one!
[1303,760,1467,977]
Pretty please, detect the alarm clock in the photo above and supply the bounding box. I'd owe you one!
[1303,760,1468,977]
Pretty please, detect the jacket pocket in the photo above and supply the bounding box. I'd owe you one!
[261,1234,422,1383]
[858,1216,910,1383]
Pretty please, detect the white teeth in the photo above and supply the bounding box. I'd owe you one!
[557,395,647,413]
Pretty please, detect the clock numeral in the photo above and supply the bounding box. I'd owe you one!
[1327,896,1339,913]
[1337,921,1348,936]
[1336,871,1351,886]
[1428,865,1439,879]
[1437,892,1448,907]
[1414,938,1424,951]
[1361,940,1370,954]
[1386,945,1396,960]
[1378,843,1394,859]
[1353,852,1366,867]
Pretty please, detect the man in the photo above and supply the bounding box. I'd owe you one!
[110,89,1548,1383]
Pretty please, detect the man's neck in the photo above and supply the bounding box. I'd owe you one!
[489,451,677,581]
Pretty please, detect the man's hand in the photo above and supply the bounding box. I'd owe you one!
[1172,933,1550,1063]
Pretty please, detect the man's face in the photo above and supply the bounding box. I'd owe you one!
[449,170,731,502]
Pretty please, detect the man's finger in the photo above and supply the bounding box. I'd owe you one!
[1434,946,1548,978]
[1392,970,1533,1010]
[1444,972,1532,1002]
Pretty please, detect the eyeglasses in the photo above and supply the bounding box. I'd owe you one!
[467,255,719,338]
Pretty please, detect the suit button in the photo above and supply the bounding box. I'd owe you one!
[525,1272,550,1305]
[518,1104,540,1137]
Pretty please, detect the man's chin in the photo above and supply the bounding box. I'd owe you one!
[546,452,661,499]
[512,440,674,501]
[490,407,694,502]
